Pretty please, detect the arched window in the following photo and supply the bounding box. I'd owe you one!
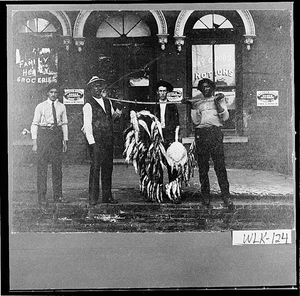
[187,11,243,134]
[96,12,151,38]
[19,17,57,34]
[193,14,233,30]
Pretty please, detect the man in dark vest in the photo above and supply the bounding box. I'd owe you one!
[153,80,181,203]
[82,76,122,205]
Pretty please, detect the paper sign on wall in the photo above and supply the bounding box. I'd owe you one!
[257,91,279,106]
[63,89,84,105]
[167,88,183,102]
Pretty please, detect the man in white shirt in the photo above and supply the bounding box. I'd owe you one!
[82,76,122,205]
[190,78,233,208]
[31,82,68,206]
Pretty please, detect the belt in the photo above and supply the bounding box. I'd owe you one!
[196,125,221,130]
[39,125,60,130]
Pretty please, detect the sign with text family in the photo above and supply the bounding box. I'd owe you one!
[257,91,279,106]
[15,47,58,84]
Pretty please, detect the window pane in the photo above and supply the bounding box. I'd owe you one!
[219,19,233,29]
[214,44,235,87]
[198,14,213,28]
[127,21,151,37]
[42,23,56,33]
[97,21,120,37]
[193,20,208,29]
[192,45,213,87]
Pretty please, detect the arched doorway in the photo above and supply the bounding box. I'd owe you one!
[80,11,159,158]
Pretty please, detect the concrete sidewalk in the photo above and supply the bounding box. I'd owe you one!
[11,163,295,204]
[10,163,295,233]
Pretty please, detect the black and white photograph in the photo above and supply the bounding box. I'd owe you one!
[5,1,296,292]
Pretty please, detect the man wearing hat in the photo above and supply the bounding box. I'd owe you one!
[153,80,181,203]
[184,78,233,208]
[31,82,68,206]
[82,76,122,205]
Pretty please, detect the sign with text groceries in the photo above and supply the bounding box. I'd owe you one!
[257,91,279,106]
[15,47,58,84]
[232,229,292,245]
[63,89,84,105]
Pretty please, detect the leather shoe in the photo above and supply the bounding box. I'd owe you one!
[222,195,234,208]
[201,195,210,206]
[103,198,118,204]
[173,198,181,204]
[90,200,98,206]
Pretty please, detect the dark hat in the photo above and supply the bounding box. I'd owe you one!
[46,82,60,92]
[157,80,173,92]
[87,76,106,87]
[197,78,216,91]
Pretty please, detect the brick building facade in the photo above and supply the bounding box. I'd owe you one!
[9,4,294,174]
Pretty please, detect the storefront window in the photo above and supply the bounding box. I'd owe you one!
[192,44,236,130]
[189,12,239,132]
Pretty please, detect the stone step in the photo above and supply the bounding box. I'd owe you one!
[12,201,294,233]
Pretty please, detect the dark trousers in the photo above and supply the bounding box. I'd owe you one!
[88,140,113,202]
[195,126,230,198]
[37,128,63,202]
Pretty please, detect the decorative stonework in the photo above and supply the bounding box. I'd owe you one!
[157,34,169,50]
[74,37,85,52]
[50,10,72,37]
[174,36,186,52]
[62,36,72,51]
[174,10,193,37]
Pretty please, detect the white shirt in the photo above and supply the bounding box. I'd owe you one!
[31,99,68,140]
[159,101,167,128]
[193,96,229,128]
[82,97,121,145]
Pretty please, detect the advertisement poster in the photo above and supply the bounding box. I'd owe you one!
[167,87,183,102]
[63,89,84,105]
[257,90,279,106]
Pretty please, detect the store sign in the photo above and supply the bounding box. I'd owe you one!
[15,47,58,84]
[63,89,84,105]
[167,88,183,102]
[257,91,279,106]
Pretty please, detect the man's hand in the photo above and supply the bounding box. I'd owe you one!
[214,93,225,102]
[90,143,99,154]
[181,97,191,105]
[115,101,123,111]
[63,140,68,153]
[214,93,225,113]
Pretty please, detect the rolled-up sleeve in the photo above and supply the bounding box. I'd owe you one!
[82,103,95,145]
[30,104,41,140]
[218,99,229,121]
